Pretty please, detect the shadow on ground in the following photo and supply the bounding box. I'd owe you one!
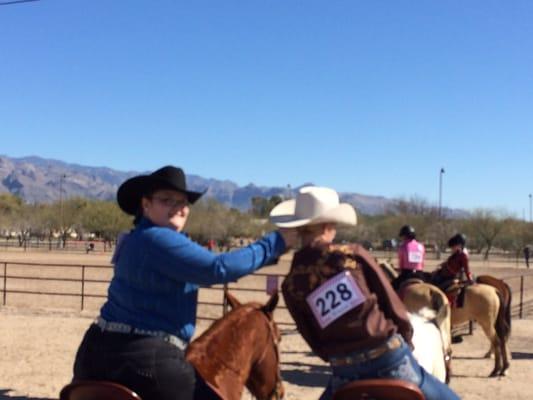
[511,352,533,360]
[0,390,54,400]
[281,361,330,388]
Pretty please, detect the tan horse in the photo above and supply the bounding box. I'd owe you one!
[379,262,452,383]
[379,261,511,377]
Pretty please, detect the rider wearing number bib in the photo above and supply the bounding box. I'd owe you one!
[271,186,460,400]
[392,225,427,290]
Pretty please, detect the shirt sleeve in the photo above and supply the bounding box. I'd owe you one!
[144,228,286,285]
[356,249,414,344]
[460,252,471,278]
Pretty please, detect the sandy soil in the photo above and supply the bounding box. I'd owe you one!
[1,249,532,399]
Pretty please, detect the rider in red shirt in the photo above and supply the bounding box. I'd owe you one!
[433,234,473,286]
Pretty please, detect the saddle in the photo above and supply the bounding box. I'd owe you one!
[59,381,142,400]
[332,378,425,400]
[440,279,468,308]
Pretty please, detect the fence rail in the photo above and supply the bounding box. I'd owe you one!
[0,239,113,253]
[1,261,532,328]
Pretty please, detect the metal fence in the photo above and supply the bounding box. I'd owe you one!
[1,260,532,327]
[0,261,296,325]
[0,239,113,253]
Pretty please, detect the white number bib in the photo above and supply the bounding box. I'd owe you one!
[408,251,423,263]
[306,271,366,329]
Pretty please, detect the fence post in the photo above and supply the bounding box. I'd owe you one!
[222,283,228,316]
[81,265,86,311]
[518,275,524,319]
[3,262,6,306]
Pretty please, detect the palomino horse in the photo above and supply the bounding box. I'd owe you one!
[379,262,452,382]
[186,290,284,400]
[380,261,511,377]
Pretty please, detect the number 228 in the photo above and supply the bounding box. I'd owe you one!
[315,283,353,317]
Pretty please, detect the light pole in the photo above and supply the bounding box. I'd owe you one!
[286,184,292,200]
[59,174,67,230]
[438,168,445,218]
[529,193,531,222]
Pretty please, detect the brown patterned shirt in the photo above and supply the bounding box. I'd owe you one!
[282,241,413,361]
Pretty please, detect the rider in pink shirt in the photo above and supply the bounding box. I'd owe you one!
[393,225,426,290]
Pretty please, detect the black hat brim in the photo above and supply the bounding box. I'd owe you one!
[117,175,205,215]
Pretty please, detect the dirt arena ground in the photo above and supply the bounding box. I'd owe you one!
[1,249,532,399]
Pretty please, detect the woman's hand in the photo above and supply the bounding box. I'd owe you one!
[278,228,299,249]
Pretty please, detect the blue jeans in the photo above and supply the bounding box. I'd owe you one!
[319,335,460,400]
[73,324,200,400]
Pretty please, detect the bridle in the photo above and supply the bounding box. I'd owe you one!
[246,310,284,400]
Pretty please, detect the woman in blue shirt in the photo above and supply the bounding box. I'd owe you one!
[72,165,296,400]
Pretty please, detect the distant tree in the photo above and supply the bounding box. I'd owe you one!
[80,200,132,242]
[0,193,24,233]
[462,209,509,260]
[250,195,283,218]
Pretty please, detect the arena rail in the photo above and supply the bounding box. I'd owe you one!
[1,261,532,327]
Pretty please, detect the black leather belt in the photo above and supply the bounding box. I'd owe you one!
[95,316,187,350]
[329,335,403,367]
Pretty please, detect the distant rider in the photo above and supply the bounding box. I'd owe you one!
[432,233,473,288]
[392,225,426,290]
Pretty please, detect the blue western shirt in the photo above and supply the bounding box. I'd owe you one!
[100,217,286,342]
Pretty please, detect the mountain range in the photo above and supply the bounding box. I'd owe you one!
[0,154,399,215]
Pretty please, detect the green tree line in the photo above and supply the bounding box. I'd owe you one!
[0,193,531,259]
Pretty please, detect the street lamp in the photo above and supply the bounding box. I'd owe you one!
[438,168,445,218]
[529,193,531,222]
[286,184,292,200]
[59,174,67,230]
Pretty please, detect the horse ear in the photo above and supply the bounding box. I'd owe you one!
[262,290,279,314]
[225,290,241,310]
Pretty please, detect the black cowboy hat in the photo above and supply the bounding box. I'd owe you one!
[117,165,205,215]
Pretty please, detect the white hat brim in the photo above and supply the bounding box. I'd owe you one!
[270,199,357,228]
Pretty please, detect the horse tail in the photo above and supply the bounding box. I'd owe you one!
[477,275,512,342]
[494,288,511,344]
[502,281,512,341]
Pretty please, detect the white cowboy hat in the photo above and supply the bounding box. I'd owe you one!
[269,186,357,228]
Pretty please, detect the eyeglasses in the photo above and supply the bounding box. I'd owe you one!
[151,196,189,209]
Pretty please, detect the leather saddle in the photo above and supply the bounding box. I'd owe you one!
[332,378,425,400]
[59,381,142,400]
[440,279,468,308]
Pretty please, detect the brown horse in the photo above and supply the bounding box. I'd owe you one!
[379,261,511,377]
[186,290,284,400]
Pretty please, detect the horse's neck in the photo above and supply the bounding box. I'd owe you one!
[188,310,263,400]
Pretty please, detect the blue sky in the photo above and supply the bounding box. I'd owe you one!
[1,1,532,217]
